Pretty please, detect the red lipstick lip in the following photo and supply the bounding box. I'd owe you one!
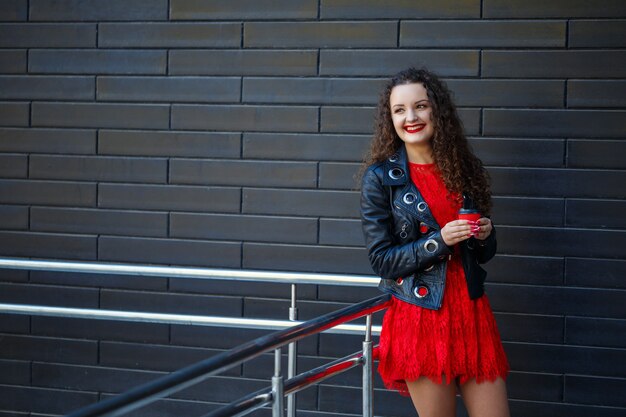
[404,124,425,133]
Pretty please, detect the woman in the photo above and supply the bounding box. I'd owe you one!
[360,67,511,417]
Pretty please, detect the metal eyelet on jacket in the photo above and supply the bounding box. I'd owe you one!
[402,193,417,204]
[395,277,403,285]
[424,264,434,272]
[389,153,399,162]
[417,202,427,212]
[388,167,404,180]
[414,285,429,298]
[424,239,438,253]
[400,223,409,239]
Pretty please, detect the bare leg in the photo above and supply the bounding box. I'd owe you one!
[459,377,510,417]
[405,376,457,417]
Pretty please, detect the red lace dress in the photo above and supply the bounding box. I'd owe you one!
[377,161,510,395]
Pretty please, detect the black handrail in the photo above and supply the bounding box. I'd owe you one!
[65,294,391,417]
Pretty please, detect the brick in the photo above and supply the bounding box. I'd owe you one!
[0,50,26,73]
[566,199,626,229]
[321,106,479,135]
[32,317,170,343]
[243,133,370,162]
[97,76,240,103]
[0,334,97,364]
[243,243,371,274]
[170,213,318,244]
[170,159,317,188]
[486,109,626,138]
[490,167,626,198]
[566,317,626,348]
[0,128,95,154]
[30,154,167,183]
[0,231,96,259]
[484,0,626,18]
[243,188,360,218]
[244,297,349,321]
[320,0,480,18]
[471,138,564,168]
[0,282,98,307]
[170,0,317,19]
[31,207,168,237]
[100,341,239,374]
[567,140,626,169]
[564,375,626,408]
[0,179,96,206]
[101,289,242,317]
[0,0,26,21]
[0,313,29,333]
[0,23,95,47]
[401,20,565,47]
[99,22,240,47]
[0,102,28,127]
[482,50,626,78]
[30,0,168,21]
[447,79,564,108]
[319,162,360,190]
[0,360,29,385]
[33,362,162,394]
[29,49,166,74]
[30,270,167,291]
[569,19,626,47]
[496,313,563,344]
[568,80,626,108]
[492,196,564,227]
[171,325,319,355]
[245,21,397,48]
[169,278,317,300]
[319,384,420,415]
[32,102,169,129]
[319,218,364,246]
[0,75,93,100]
[0,154,27,178]
[98,236,241,268]
[172,104,318,132]
[0,268,28,283]
[566,258,626,290]
[320,50,479,76]
[509,399,626,417]
[488,255,564,286]
[169,50,317,76]
[100,396,219,417]
[98,183,240,212]
[317,284,379,303]
[498,226,625,260]
[243,77,384,105]
[99,130,240,158]
[0,205,27,230]
[0,385,97,415]
[489,284,626,319]
[507,372,564,402]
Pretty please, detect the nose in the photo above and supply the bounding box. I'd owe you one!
[406,108,418,122]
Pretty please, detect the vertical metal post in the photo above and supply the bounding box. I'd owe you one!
[272,348,285,417]
[362,314,374,417]
[287,284,298,417]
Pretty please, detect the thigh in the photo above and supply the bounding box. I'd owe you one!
[405,376,457,417]
[459,377,510,417]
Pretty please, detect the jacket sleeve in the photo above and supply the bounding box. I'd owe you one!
[475,220,497,264]
[360,167,453,280]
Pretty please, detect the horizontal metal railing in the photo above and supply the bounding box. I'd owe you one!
[0,257,379,287]
[62,294,391,417]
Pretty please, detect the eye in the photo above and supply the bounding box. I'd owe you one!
[394,108,404,114]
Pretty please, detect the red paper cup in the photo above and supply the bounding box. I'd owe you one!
[459,209,481,236]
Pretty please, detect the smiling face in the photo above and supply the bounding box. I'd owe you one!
[389,82,435,153]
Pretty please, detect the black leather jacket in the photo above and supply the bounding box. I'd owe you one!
[360,145,497,310]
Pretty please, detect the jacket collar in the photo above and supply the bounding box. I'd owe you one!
[381,145,409,186]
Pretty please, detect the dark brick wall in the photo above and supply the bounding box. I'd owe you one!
[0,1,625,416]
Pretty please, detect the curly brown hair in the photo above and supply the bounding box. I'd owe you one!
[362,67,493,215]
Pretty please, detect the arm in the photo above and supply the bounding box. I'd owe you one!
[360,167,452,280]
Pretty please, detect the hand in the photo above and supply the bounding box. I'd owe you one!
[473,217,493,240]
[441,219,476,246]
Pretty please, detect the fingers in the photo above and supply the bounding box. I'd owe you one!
[474,217,492,240]
[442,220,475,246]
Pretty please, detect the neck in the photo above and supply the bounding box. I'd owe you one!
[404,143,434,164]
